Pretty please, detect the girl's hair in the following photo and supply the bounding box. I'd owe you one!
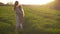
[14,1,19,7]
[14,1,19,10]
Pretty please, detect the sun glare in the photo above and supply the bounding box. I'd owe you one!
[19,0,54,5]
[0,0,54,5]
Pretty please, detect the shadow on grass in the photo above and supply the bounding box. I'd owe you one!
[0,17,16,34]
[0,17,13,25]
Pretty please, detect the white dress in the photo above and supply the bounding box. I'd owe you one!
[14,5,24,29]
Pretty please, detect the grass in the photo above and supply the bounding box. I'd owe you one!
[0,5,60,34]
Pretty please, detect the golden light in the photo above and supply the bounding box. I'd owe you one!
[0,0,54,5]
[19,0,54,5]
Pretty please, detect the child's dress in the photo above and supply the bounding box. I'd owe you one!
[14,5,24,29]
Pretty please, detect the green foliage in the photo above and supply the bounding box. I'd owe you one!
[0,6,60,34]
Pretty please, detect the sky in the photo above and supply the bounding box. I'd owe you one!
[0,0,54,5]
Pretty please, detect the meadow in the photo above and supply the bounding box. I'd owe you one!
[0,5,60,34]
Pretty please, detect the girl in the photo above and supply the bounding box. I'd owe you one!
[14,1,24,29]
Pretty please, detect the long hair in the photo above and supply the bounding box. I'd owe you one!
[14,1,19,10]
[14,1,19,6]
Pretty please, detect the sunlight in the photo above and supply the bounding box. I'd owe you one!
[0,0,54,5]
[19,0,54,5]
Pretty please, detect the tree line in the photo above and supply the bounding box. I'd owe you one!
[0,2,13,6]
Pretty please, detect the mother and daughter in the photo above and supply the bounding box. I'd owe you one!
[14,1,24,30]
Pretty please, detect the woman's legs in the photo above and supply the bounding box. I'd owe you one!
[16,14,23,29]
[16,15,20,30]
[20,23,23,29]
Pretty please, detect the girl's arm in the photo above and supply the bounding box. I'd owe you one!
[19,5,24,17]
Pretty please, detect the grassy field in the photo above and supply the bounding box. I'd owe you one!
[0,5,60,34]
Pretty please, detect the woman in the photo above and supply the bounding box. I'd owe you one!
[14,1,24,29]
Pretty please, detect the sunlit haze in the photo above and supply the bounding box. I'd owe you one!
[0,0,54,5]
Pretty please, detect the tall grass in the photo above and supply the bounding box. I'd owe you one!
[0,6,60,34]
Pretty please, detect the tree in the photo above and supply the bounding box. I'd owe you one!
[0,2,4,6]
